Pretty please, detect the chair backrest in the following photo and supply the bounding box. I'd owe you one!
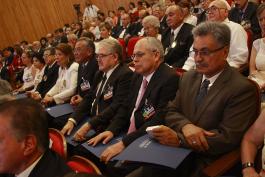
[175,67,186,76]
[127,36,142,58]
[48,128,67,160]
[67,155,102,175]
[117,38,127,61]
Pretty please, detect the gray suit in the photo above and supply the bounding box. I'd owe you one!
[164,63,258,176]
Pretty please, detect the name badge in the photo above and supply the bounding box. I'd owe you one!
[43,75,47,81]
[80,79,90,91]
[104,85,113,100]
[171,41,177,48]
[142,99,156,120]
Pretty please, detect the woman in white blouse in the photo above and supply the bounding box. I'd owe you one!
[17,51,37,92]
[31,53,46,91]
[42,43,78,105]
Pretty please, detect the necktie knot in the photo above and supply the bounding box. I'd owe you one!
[195,79,210,107]
[201,79,210,90]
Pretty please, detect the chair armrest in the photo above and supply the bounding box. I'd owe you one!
[202,148,240,177]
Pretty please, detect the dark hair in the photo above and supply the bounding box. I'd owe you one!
[23,50,34,59]
[33,52,45,64]
[118,6,126,11]
[178,0,191,10]
[0,99,49,151]
[81,31,96,42]
[44,47,56,55]
[55,43,75,68]
[129,2,136,8]
[13,44,23,57]
[3,46,14,54]
[20,40,28,45]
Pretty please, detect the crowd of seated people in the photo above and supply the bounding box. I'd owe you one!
[2,0,265,177]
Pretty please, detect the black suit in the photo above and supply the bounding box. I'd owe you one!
[36,63,59,98]
[160,16,168,33]
[106,63,179,146]
[229,2,261,39]
[197,11,207,25]
[0,66,10,82]
[0,150,71,177]
[130,22,143,36]
[162,23,194,67]
[71,64,133,132]
[77,57,98,97]
[111,24,135,39]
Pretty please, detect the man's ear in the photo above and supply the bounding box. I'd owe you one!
[23,134,37,156]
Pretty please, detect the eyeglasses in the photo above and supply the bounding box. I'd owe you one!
[191,45,227,57]
[131,52,146,60]
[206,6,226,14]
[96,53,113,60]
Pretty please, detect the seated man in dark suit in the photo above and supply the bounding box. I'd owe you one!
[152,3,168,32]
[28,47,59,100]
[127,22,258,177]
[61,39,133,136]
[111,13,135,40]
[162,5,194,67]
[0,99,71,177]
[70,37,99,106]
[88,37,179,169]
[229,0,261,40]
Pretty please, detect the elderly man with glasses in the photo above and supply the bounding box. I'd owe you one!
[61,39,133,138]
[183,0,249,71]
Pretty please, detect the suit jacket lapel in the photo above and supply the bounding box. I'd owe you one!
[101,64,121,96]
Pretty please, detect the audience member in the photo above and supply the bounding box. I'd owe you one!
[229,0,261,40]
[178,0,198,26]
[42,43,78,105]
[29,47,59,100]
[61,39,133,136]
[83,0,99,21]
[183,0,249,70]
[67,34,78,49]
[99,22,116,41]
[248,4,265,90]
[142,15,161,40]
[197,0,214,24]
[112,13,134,39]
[241,109,265,177]
[31,53,46,91]
[162,5,194,67]
[126,21,258,177]
[74,22,84,39]
[0,99,71,177]
[92,38,178,176]
[152,3,168,32]
[70,37,98,106]
[16,51,37,92]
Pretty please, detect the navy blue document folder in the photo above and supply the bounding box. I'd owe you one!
[46,103,74,117]
[113,134,192,168]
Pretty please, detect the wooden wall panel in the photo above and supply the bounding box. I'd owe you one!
[0,0,138,49]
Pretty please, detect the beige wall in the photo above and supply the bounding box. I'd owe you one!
[0,0,138,49]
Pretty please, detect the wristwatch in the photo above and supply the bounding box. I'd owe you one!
[242,162,254,169]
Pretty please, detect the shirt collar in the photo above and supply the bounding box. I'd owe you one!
[171,23,184,38]
[105,64,119,79]
[143,71,155,83]
[16,155,43,177]
[202,70,223,88]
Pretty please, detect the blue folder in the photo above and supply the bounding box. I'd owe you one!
[46,103,74,117]
[82,135,124,158]
[113,134,192,169]
[65,117,96,147]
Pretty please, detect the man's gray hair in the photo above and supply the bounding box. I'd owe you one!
[0,79,14,104]
[98,39,123,63]
[142,15,160,29]
[152,2,166,11]
[138,37,164,61]
[192,21,231,47]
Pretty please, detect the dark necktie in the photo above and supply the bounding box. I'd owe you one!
[170,31,174,46]
[91,75,107,115]
[195,79,210,107]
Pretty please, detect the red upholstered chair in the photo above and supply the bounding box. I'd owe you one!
[127,36,142,58]
[48,128,67,160]
[239,29,253,74]
[67,155,102,175]
[117,38,127,61]
[202,79,261,177]
[175,67,186,76]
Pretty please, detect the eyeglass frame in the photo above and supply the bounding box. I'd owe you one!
[96,53,113,60]
[205,6,227,14]
[190,45,228,57]
[131,50,158,60]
